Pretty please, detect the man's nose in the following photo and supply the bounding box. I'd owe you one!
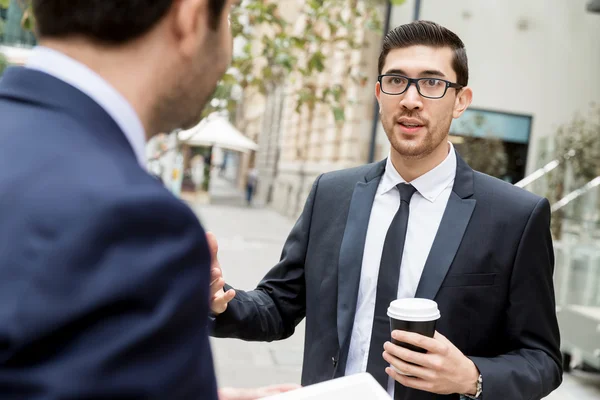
[399,83,423,111]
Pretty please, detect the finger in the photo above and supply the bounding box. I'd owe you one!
[211,296,228,314]
[386,367,433,393]
[392,330,445,354]
[210,278,225,298]
[206,231,219,262]
[211,288,236,314]
[223,288,236,302]
[382,351,432,380]
[210,268,223,285]
[384,342,430,368]
[433,330,450,344]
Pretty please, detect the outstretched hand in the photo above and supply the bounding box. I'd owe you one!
[207,231,236,315]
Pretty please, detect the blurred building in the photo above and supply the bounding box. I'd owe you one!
[376,0,600,181]
[242,0,387,218]
[243,0,599,218]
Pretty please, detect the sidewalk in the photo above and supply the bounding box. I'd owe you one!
[207,171,257,207]
[190,202,303,389]
[189,185,600,398]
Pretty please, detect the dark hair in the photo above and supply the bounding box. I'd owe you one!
[33,0,228,44]
[378,20,469,86]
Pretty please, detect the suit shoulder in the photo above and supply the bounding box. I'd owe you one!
[317,161,381,187]
[473,171,546,210]
[15,162,198,240]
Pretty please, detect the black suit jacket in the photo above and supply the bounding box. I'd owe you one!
[0,67,218,399]
[212,153,563,400]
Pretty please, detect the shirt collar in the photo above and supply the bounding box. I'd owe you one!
[26,46,147,168]
[380,142,457,202]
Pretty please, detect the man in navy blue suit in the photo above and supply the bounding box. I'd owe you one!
[0,0,298,399]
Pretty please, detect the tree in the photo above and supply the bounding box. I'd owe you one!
[204,0,406,123]
[0,0,34,31]
[546,103,600,238]
[5,0,406,123]
[0,53,7,75]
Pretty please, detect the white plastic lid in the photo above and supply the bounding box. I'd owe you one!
[387,298,440,322]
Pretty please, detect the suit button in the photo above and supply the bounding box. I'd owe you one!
[332,357,338,367]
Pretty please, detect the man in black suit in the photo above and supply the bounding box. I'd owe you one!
[210,21,562,400]
[0,0,297,398]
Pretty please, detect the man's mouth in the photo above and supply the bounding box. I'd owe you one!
[399,122,423,128]
[397,119,425,134]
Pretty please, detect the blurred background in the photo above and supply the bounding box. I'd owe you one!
[1,0,599,398]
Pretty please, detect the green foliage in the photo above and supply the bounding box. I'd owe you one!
[553,104,600,182]
[0,52,8,75]
[7,0,408,123]
[211,0,406,122]
[0,0,35,36]
[546,103,600,238]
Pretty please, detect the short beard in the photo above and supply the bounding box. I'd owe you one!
[148,46,221,137]
[381,111,452,160]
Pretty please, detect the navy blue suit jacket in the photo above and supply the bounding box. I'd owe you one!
[0,67,218,399]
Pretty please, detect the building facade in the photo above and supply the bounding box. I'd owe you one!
[376,0,600,177]
[243,0,387,218]
[246,0,600,219]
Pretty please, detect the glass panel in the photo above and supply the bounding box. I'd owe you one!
[553,179,600,308]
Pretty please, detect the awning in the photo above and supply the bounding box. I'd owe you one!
[178,116,258,153]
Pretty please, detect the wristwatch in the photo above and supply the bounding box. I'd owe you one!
[464,374,483,399]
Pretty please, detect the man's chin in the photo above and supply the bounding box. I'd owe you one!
[392,141,433,160]
[180,114,203,131]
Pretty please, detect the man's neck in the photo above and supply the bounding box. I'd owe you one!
[38,38,160,138]
[390,140,450,182]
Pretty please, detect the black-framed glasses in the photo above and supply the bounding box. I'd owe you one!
[378,74,463,99]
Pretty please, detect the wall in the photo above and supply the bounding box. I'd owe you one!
[376,0,600,174]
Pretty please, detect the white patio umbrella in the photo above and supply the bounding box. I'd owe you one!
[178,116,258,153]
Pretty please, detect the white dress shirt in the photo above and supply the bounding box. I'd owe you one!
[344,143,457,397]
[26,46,147,168]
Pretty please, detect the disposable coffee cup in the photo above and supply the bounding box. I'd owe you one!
[387,298,440,374]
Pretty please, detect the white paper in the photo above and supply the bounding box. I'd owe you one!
[260,373,392,400]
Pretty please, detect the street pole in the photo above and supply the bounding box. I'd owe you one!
[413,0,421,20]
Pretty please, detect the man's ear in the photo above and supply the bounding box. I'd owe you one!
[169,0,209,59]
[453,86,473,119]
[375,81,382,110]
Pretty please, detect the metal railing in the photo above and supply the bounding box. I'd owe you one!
[514,149,576,190]
[551,176,600,213]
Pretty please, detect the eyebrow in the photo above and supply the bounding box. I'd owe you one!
[384,68,447,78]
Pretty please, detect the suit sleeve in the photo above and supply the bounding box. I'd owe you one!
[0,189,218,399]
[211,175,322,342]
[469,198,563,400]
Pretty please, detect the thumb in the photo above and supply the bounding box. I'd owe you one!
[224,288,236,302]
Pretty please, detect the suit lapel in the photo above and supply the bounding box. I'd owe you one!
[337,160,385,357]
[415,153,476,300]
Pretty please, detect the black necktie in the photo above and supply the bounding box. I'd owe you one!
[366,183,417,397]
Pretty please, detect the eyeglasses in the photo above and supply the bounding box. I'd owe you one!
[378,74,463,99]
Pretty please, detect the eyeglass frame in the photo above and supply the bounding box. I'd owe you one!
[377,73,464,99]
